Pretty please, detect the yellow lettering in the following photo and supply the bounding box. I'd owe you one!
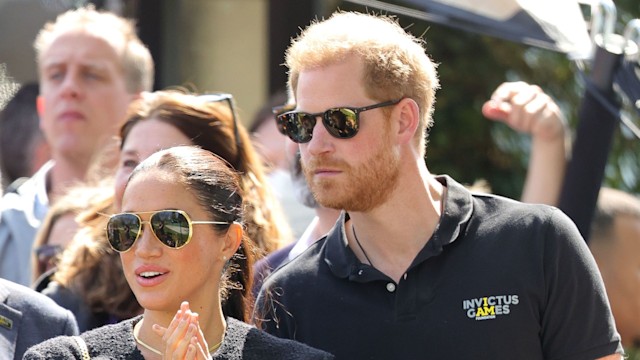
[485,306,495,315]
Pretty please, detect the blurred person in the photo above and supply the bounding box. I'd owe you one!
[31,200,78,285]
[0,82,50,193]
[39,89,292,332]
[249,91,289,172]
[250,91,315,238]
[0,278,78,359]
[255,11,622,359]
[24,146,332,359]
[31,182,112,284]
[589,187,640,355]
[252,145,340,295]
[38,179,140,332]
[482,81,568,205]
[114,90,292,255]
[0,6,154,286]
[485,84,640,358]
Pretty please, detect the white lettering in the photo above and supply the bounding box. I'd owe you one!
[463,294,518,320]
[467,308,476,318]
[463,300,475,310]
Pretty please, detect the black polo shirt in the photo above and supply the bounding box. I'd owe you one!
[255,176,622,360]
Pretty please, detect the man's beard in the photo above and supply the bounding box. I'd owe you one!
[302,136,400,212]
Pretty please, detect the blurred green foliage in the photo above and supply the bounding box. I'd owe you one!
[340,0,639,198]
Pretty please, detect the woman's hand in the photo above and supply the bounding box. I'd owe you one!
[152,301,210,359]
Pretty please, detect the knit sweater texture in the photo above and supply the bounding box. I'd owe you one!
[23,315,333,359]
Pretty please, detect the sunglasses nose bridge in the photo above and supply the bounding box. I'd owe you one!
[134,220,162,251]
[307,111,337,141]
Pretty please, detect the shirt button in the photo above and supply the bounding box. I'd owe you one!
[386,283,396,292]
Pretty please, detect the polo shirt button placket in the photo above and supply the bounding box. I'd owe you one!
[386,282,396,293]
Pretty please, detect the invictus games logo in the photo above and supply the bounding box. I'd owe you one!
[462,295,519,320]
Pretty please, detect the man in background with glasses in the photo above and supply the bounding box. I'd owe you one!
[255,11,622,360]
[250,92,316,240]
[0,6,154,286]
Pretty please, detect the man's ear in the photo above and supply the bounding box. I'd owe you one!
[36,96,45,117]
[395,98,420,144]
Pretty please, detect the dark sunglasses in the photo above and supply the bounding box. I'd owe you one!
[276,99,402,143]
[272,104,295,135]
[34,244,62,272]
[105,210,230,252]
[198,93,241,154]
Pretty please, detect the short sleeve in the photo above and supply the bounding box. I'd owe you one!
[540,209,622,359]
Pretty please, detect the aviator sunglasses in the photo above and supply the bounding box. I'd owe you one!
[105,210,230,252]
[275,99,402,143]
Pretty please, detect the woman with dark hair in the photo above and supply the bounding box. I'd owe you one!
[116,90,292,256]
[25,146,331,359]
[38,90,293,332]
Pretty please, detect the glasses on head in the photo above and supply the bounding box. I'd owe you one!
[198,93,241,153]
[105,210,231,252]
[276,99,402,143]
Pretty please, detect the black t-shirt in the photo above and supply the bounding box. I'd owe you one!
[255,176,622,360]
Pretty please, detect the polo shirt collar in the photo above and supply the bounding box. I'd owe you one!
[324,175,473,279]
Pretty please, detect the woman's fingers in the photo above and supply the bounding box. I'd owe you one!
[152,323,166,337]
[153,301,215,359]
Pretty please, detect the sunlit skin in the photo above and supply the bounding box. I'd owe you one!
[120,173,223,311]
[297,57,402,213]
[592,215,640,349]
[114,119,192,211]
[295,56,444,284]
[481,81,567,205]
[119,169,240,358]
[39,31,135,173]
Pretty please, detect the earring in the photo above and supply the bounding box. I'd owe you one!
[222,256,230,273]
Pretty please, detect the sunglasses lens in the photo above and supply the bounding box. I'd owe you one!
[325,109,358,138]
[107,214,141,252]
[150,211,191,248]
[275,114,288,135]
[284,113,316,143]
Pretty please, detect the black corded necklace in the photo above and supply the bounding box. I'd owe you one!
[352,224,374,268]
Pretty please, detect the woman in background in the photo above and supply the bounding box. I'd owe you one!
[115,90,292,256]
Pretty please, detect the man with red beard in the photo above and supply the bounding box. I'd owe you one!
[255,11,622,360]
[0,6,154,286]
